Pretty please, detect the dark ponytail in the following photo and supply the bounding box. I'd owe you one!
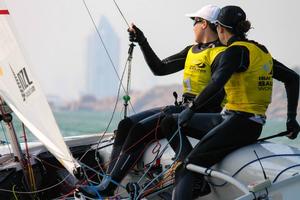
[234,20,251,39]
[224,20,251,39]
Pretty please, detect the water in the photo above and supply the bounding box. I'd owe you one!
[261,118,300,148]
[0,110,122,143]
[54,110,122,136]
[0,110,299,148]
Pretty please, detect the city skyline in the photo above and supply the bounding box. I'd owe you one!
[86,16,120,99]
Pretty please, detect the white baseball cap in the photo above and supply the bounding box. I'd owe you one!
[185,5,220,23]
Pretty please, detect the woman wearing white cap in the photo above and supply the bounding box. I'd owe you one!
[169,5,300,199]
[79,5,227,198]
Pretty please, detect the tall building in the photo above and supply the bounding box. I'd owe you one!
[86,16,120,99]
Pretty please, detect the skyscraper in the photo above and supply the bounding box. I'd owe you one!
[86,16,120,99]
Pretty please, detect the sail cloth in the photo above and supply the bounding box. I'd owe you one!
[0,2,80,178]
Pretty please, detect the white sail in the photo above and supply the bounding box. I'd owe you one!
[0,2,80,177]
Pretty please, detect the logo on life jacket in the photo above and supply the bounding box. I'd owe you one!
[195,63,206,68]
[189,63,206,73]
[258,63,272,91]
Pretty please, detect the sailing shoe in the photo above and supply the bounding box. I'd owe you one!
[77,185,115,199]
[77,176,116,198]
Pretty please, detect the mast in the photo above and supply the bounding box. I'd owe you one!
[0,97,23,162]
[0,97,37,196]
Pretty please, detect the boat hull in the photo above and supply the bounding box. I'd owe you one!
[1,133,300,199]
[141,138,300,199]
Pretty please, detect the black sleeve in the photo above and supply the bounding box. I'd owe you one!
[191,45,249,110]
[272,59,299,119]
[210,51,224,74]
[139,40,191,76]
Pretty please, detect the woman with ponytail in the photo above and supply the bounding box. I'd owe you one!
[162,5,300,199]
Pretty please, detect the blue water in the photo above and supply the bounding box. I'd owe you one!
[0,110,122,143]
[261,118,300,147]
[0,110,299,148]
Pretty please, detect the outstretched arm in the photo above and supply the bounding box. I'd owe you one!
[129,24,189,76]
[273,59,300,139]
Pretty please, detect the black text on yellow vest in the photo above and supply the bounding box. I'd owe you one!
[225,41,273,115]
[183,46,225,96]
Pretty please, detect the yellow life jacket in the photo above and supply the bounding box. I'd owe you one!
[224,41,273,115]
[183,45,225,96]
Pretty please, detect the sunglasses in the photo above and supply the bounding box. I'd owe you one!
[193,18,204,26]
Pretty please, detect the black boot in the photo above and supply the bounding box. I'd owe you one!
[78,151,140,198]
[77,177,115,198]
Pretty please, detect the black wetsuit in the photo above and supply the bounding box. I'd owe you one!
[103,39,225,194]
[112,40,224,154]
[161,36,299,200]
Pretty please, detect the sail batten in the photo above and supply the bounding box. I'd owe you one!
[0,2,79,178]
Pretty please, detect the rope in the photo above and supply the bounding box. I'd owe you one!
[93,58,129,175]
[81,0,125,92]
[112,0,130,28]
[0,169,70,195]
[12,185,19,200]
[136,122,183,198]
[81,0,137,175]
[22,123,37,191]
[79,161,126,190]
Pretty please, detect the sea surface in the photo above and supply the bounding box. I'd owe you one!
[0,110,299,148]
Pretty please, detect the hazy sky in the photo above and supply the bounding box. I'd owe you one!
[5,0,300,100]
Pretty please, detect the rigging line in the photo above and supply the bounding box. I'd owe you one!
[79,161,127,189]
[137,124,183,198]
[0,173,70,194]
[81,0,137,178]
[76,56,128,177]
[112,0,130,28]
[208,153,300,188]
[12,185,19,200]
[77,59,130,170]
[93,58,129,174]
[137,128,180,185]
[81,0,126,92]
[100,125,163,171]
[81,0,135,115]
[21,123,37,191]
[82,0,137,116]
[94,57,128,144]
